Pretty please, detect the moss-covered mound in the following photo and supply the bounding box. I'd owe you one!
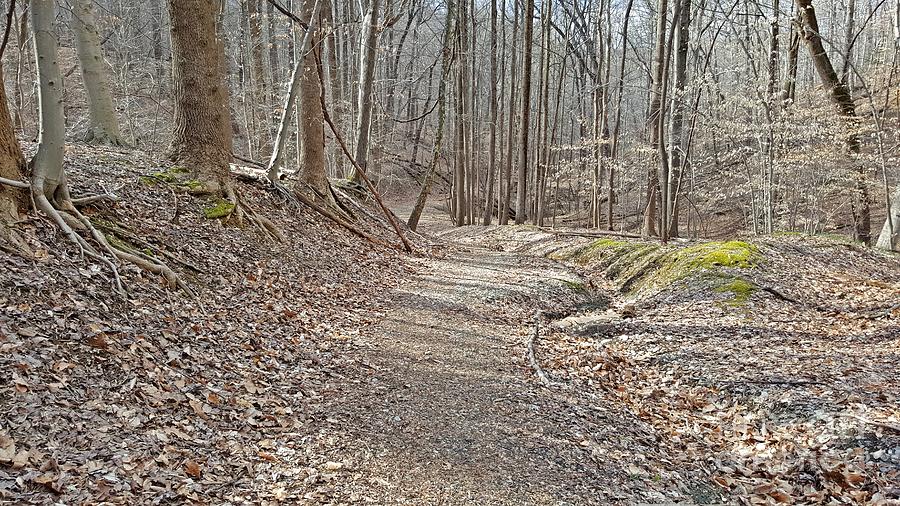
[551,238,761,305]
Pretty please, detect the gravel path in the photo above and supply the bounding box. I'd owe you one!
[304,244,671,505]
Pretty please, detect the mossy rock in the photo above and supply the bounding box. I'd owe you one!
[556,237,763,300]
[203,199,235,219]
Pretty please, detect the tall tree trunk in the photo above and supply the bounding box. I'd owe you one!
[668,0,690,238]
[610,0,634,230]
[246,0,266,153]
[350,0,382,183]
[501,0,519,225]
[643,0,668,238]
[266,0,280,88]
[30,0,66,202]
[297,0,329,197]
[407,0,455,231]
[322,0,344,176]
[515,0,535,225]
[72,0,125,146]
[482,0,498,225]
[453,0,469,226]
[266,0,318,181]
[536,0,552,226]
[797,0,870,245]
[168,0,234,195]
[780,8,801,105]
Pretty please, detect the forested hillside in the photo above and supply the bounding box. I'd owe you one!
[0,0,898,504]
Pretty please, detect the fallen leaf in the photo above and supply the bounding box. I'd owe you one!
[184,460,202,478]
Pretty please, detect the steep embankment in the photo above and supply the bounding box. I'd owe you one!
[441,225,900,505]
[0,144,408,504]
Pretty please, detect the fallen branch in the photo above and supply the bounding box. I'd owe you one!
[233,154,266,169]
[293,189,394,250]
[539,227,642,239]
[315,55,413,254]
[527,311,553,387]
[842,414,900,433]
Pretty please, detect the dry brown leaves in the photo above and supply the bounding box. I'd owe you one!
[539,235,900,505]
[0,145,410,504]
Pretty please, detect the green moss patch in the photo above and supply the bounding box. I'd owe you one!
[140,166,202,191]
[203,199,235,219]
[715,277,758,305]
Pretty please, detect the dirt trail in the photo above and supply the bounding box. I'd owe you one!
[304,243,678,505]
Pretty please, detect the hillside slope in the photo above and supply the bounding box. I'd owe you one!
[0,144,409,504]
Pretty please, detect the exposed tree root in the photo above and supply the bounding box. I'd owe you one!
[0,176,195,294]
[221,184,284,242]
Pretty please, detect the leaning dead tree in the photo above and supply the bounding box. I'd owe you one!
[797,0,871,245]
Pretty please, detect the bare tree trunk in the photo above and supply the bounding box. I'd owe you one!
[247,0,267,153]
[500,0,519,225]
[668,0,690,238]
[0,64,28,254]
[297,0,330,197]
[610,0,634,230]
[322,0,344,176]
[30,0,66,202]
[515,0,535,225]
[72,0,125,146]
[797,0,870,245]
[482,0,498,225]
[453,0,469,226]
[536,0,552,226]
[266,0,280,88]
[643,0,668,238]
[168,0,233,195]
[266,0,318,181]
[350,0,381,183]
[780,8,801,105]
[408,0,455,231]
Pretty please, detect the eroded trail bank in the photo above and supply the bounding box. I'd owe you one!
[298,244,707,505]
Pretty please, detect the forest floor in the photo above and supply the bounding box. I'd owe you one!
[2,151,899,505]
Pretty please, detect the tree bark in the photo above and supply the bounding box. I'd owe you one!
[515,0,535,225]
[482,0,498,225]
[407,0,455,231]
[0,64,28,253]
[668,0,690,238]
[30,0,66,202]
[168,0,234,195]
[876,185,900,250]
[643,0,668,238]
[298,0,330,197]
[500,0,519,225]
[72,0,125,146]
[350,0,381,183]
